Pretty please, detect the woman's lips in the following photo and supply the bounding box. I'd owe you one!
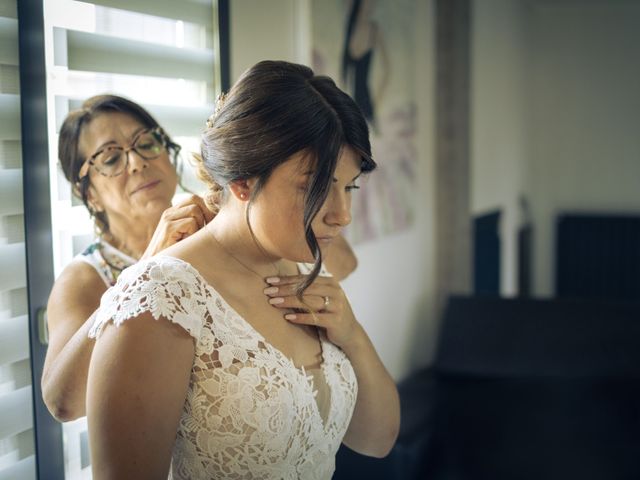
[131,180,161,194]
[317,236,335,244]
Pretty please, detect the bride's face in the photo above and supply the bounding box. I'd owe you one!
[248,146,362,263]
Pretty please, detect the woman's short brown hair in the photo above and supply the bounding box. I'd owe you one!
[58,94,180,235]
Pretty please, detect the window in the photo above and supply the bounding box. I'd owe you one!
[41,1,223,477]
[0,0,37,478]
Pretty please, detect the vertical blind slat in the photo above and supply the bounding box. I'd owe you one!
[91,0,212,27]
[66,98,213,136]
[0,93,20,139]
[0,386,33,440]
[0,0,18,19]
[59,28,215,81]
[0,17,18,66]
[0,243,26,291]
[0,455,36,480]
[0,314,29,366]
[0,168,23,215]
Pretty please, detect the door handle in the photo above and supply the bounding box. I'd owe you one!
[37,307,48,345]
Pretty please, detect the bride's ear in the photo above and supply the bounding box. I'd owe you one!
[228,179,254,201]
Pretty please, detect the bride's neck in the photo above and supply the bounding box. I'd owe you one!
[207,205,283,273]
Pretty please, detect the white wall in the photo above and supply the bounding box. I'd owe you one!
[528,0,640,296]
[229,0,311,80]
[471,0,529,296]
[471,0,640,297]
[230,1,437,380]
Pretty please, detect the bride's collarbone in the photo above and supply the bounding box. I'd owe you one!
[205,268,322,365]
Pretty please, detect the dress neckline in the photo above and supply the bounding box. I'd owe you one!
[156,254,328,374]
[154,255,334,432]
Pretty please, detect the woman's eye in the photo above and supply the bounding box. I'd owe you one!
[103,154,120,165]
[346,184,360,192]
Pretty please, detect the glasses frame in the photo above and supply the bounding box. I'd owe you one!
[78,127,169,179]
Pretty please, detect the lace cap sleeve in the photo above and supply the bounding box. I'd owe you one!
[89,256,207,340]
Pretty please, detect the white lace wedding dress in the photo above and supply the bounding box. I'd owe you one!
[89,255,358,479]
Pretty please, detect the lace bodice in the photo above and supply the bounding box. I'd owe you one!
[89,256,358,479]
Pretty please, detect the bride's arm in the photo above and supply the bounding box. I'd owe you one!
[86,312,195,480]
[339,320,400,457]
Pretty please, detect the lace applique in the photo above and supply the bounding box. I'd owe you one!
[90,256,358,480]
[89,257,207,339]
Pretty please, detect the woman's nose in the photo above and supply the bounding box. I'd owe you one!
[324,191,352,227]
[126,149,149,174]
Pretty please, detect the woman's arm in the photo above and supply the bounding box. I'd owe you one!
[87,313,195,479]
[42,195,213,422]
[42,262,106,421]
[324,234,358,282]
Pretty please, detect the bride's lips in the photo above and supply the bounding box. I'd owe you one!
[131,179,161,194]
[316,236,336,244]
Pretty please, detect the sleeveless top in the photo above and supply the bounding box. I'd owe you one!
[75,239,137,287]
[89,255,358,479]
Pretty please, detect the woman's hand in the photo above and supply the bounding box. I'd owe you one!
[264,273,400,458]
[263,275,363,349]
[142,195,215,259]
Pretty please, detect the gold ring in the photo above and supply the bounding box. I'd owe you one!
[323,296,330,308]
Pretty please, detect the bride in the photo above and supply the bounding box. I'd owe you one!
[86,60,400,479]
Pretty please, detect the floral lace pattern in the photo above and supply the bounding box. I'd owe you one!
[90,256,358,479]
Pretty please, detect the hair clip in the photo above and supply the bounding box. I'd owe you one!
[206,92,227,128]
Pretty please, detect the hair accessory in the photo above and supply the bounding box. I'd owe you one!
[206,92,227,128]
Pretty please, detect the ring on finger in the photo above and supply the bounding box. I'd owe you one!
[323,296,330,309]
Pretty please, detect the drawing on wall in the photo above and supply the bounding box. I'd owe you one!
[312,0,417,243]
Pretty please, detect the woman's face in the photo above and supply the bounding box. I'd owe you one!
[248,145,362,263]
[79,112,178,231]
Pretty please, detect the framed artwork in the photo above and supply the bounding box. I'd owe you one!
[312,0,418,243]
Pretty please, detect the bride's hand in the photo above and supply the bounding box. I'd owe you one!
[263,275,363,349]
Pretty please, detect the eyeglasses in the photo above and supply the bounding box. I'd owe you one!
[78,127,168,179]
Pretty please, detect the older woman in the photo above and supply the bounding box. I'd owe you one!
[87,61,399,479]
[42,94,359,422]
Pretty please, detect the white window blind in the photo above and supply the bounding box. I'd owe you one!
[43,1,219,478]
[0,0,37,479]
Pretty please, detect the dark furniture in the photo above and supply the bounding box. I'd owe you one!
[430,296,640,480]
[335,296,640,479]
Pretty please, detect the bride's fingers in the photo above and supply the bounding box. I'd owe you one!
[265,274,334,287]
[263,283,332,298]
[284,312,330,327]
[267,294,331,313]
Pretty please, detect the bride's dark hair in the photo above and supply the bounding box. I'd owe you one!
[195,60,376,294]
